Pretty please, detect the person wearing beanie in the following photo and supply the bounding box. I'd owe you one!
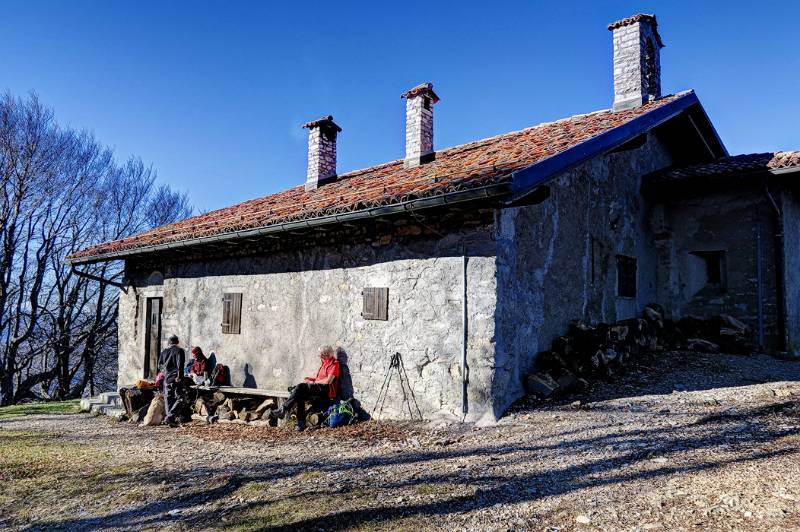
[188,346,208,384]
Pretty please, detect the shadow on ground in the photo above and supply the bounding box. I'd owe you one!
[21,352,800,531]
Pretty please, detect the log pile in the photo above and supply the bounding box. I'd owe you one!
[525,304,755,400]
[191,394,281,426]
[189,391,331,428]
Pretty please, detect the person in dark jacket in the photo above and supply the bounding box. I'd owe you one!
[158,335,185,426]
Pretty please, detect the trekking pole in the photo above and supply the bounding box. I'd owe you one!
[372,353,397,420]
[397,353,423,420]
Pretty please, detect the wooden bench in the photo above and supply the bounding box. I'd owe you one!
[192,385,290,399]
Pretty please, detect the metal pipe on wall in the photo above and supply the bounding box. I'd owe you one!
[756,223,765,347]
[461,252,469,419]
[764,183,788,351]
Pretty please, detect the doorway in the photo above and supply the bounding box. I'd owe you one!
[144,297,162,379]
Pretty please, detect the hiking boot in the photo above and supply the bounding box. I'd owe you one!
[268,407,286,420]
[294,421,306,432]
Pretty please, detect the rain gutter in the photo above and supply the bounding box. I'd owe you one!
[66,181,513,265]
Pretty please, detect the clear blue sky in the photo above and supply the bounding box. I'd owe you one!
[3,1,798,211]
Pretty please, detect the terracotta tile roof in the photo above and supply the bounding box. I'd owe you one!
[69,92,690,262]
[401,82,439,103]
[651,151,800,182]
[608,13,657,30]
[608,14,663,47]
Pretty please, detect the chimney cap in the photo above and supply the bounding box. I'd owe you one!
[608,13,664,47]
[401,82,440,103]
[302,115,342,133]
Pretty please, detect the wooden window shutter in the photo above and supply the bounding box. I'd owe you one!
[221,293,243,334]
[361,287,389,321]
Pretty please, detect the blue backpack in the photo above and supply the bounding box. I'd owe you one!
[324,400,356,428]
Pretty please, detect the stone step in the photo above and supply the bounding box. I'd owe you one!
[104,407,126,420]
[98,392,122,406]
[82,392,123,414]
[79,397,94,412]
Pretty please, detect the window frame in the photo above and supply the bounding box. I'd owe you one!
[221,292,243,334]
[361,287,389,321]
[616,255,638,299]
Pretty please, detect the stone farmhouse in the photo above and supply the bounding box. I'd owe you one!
[68,14,800,422]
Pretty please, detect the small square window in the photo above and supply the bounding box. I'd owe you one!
[362,287,389,321]
[690,250,727,290]
[221,293,242,334]
[616,255,637,298]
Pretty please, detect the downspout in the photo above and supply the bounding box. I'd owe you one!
[756,224,765,346]
[763,181,788,351]
[461,251,469,420]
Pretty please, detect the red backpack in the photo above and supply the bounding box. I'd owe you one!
[211,364,228,385]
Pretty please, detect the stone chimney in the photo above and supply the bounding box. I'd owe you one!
[608,14,664,111]
[401,83,439,167]
[303,115,342,191]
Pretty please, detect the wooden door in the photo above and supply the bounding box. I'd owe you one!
[144,297,162,379]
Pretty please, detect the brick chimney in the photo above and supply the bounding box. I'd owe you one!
[303,115,341,191]
[608,14,664,111]
[401,83,439,167]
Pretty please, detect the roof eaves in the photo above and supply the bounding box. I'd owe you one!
[771,166,800,176]
[65,181,513,265]
[509,91,708,201]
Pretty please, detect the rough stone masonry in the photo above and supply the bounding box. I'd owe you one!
[402,83,439,167]
[610,14,663,111]
[304,115,341,191]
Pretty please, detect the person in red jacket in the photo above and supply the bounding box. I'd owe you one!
[269,345,340,431]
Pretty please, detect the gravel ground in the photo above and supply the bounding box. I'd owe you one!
[2,351,799,531]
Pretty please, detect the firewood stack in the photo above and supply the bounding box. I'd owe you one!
[525,304,755,400]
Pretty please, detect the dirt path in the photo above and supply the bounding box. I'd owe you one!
[2,351,799,531]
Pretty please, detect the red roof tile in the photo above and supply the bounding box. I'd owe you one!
[652,151,800,182]
[69,93,689,262]
[608,13,657,30]
[608,13,663,47]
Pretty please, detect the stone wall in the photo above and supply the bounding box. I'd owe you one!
[780,189,800,356]
[492,131,673,417]
[118,221,499,422]
[654,188,781,349]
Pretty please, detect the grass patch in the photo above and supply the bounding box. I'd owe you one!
[0,400,79,421]
[222,493,348,531]
[0,429,137,528]
[300,470,323,480]
[219,483,474,531]
[237,481,270,499]
[416,483,437,495]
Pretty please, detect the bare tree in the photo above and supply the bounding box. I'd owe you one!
[0,92,191,405]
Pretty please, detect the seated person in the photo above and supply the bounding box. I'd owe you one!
[188,346,209,384]
[269,345,340,431]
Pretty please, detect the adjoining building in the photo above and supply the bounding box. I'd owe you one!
[68,14,800,422]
